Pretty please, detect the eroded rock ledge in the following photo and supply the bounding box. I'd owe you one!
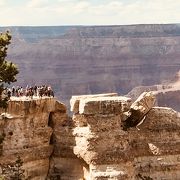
[71,93,180,180]
[0,98,67,179]
[0,94,180,180]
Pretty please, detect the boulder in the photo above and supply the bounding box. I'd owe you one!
[122,91,156,130]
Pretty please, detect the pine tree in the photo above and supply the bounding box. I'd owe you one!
[0,31,18,108]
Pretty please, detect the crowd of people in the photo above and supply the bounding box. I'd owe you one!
[5,85,54,99]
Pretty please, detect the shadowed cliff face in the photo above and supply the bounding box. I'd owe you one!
[1,24,180,106]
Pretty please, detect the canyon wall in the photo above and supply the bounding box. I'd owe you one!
[71,94,180,179]
[0,25,180,106]
[0,97,89,180]
[0,94,180,179]
[0,98,71,179]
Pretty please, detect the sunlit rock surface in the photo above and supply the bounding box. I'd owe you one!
[0,98,56,179]
[0,98,73,179]
[71,94,180,179]
[0,93,180,179]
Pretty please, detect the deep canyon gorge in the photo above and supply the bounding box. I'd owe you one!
[0,24,180,108]
[0,24,180,179]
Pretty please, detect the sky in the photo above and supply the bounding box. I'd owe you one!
[0,0,180,26]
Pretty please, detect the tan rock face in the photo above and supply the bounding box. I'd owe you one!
[71,93,180,179]
[70,93,118,114]
[0,93,180,180]
[47,101,86,179]
[0,97,91,180]
[0,98,65,179]
[122,92,156,130]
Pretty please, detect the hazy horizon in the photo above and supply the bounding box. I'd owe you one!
[0,0,180,26]
[1,23,180,28]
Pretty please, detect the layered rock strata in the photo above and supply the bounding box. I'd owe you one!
[47,100,86,179]
[0,98,65,179]
[1,24,180,105]
[71,94,180,179]
[0,93,180,180]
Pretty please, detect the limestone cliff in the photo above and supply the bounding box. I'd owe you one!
[71,94,180,179]
[0,98,66,179]
[0,94,180,180]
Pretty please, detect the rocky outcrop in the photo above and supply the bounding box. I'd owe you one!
[71,94,180,179]
[0,24,180,106]
[126,72,180,112]
[0,98,66,179]
[70,93,118,114]
[0,97,90,179]
[122,92,156,130]
[47,99,86,180]
[0,93,180,179]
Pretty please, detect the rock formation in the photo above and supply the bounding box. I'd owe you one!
[71,93,180,179]
[0,98,65,179]
[0,93,180,179]
[127,71,180,112]
[122,92,156,130]
[0,24,180,106]
[47,99,86,180]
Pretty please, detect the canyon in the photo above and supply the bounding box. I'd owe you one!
[0,24,180,179]
[0,24,180,107]
[0,93,180,179]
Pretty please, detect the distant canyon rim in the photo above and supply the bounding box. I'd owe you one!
[0,24,180,110]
